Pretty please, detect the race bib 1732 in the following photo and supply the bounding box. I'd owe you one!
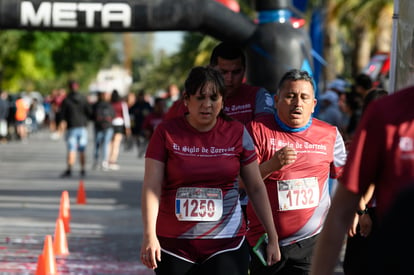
[277,177,319,211]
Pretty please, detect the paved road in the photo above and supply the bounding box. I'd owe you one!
[0,127,345,274]
[0,127,154,274]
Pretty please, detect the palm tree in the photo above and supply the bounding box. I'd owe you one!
[318,0,393,81]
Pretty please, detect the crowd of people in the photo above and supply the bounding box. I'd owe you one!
[139,41,414,275]
[140,43,342,274]
[58,81,172,177]
[0,90,46,144]
[1,40,412,275]
[0,79,172,178]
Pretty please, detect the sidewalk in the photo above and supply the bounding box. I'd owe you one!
[0,127,154,274]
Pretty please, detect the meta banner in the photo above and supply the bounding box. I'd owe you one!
[0,0,134,30]
[20,1,132,29]
[0,0,256,44]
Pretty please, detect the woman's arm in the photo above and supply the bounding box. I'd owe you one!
[141,158,164,269]
[241,161,281,265]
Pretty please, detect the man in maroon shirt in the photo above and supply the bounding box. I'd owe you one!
[311,86,414,275]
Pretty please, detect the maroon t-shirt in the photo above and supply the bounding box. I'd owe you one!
[146,116,257,239]
[246,114,346,246]
[341,86,414,220]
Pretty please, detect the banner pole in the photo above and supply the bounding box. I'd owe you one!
[389,0,399,93]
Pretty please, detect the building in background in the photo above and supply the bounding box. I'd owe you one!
[89,66,133,97]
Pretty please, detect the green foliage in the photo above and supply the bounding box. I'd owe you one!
[51,32,112,85]
[0,31,113,94]
[0,0,394,97]
[136,32,220,95]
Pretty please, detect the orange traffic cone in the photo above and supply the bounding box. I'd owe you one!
[53,218,69,256]
[42,235,58,275]
[35,254,45,275]
[58,190,71,233]
[77,180,87,204]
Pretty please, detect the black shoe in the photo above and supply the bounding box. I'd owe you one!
[80,170,86,177]
[60,170,71,178]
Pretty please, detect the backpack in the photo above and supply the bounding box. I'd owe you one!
[93,102,114,129]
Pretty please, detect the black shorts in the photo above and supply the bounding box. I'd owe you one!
[249,234,318,275]
[113,125,125,134]
[155,237,249,275]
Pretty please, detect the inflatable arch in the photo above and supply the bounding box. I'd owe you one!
[0,0,313,93]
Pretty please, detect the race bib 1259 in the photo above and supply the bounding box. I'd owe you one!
[175,187,223,221]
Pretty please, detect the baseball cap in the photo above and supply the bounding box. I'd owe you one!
[320,90,339,104]
[327,79,348,93]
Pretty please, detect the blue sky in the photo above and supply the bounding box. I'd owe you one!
[154,31,185,54]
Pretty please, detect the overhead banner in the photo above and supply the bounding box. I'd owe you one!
[19,1,132,29]
[0,0,135,30]
[0,0,314,95]
[0,0,256,43]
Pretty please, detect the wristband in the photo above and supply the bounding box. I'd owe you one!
[357,206,369,216]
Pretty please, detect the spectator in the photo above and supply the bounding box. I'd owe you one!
[326,78,349,122]
[50,88,66,140]
[108,89,131,170]
[341,74,373,140]
[310,85,414,275]
[129,90,152,157]
[342,88,388,275]
[14,95,29,142]
[140,97,166,157]
[28,97,41,132]
[123,91,137,151]
[164,97,185,120]
[91,90,115,170]
[318,88,348,195]
[164,84,180,111]
[354,73,373,98]
[317,90,344,128]
[343,91,363,141]
[0,91,9,143]
[60,80,92,178]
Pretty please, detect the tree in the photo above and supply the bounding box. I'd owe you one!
[310,0,393,82]
[133,0,255,95]
[0,31,114,93]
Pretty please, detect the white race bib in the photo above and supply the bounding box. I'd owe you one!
[175,187,223,221]
[277,177,319,211]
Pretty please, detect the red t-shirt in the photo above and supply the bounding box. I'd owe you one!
[246,114,347,246]
[142,112,165,137]
[164,100,187,120]
[146,116,257,239]
[341,86,414,220]
[163,84,274,125]
[224,84,274,125]
[15,98,29,121]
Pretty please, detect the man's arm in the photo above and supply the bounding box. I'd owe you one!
[259,146,297,179]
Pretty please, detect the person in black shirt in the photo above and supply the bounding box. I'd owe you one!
[60,80,92,178]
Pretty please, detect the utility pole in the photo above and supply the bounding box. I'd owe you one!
[123,32,133,74]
